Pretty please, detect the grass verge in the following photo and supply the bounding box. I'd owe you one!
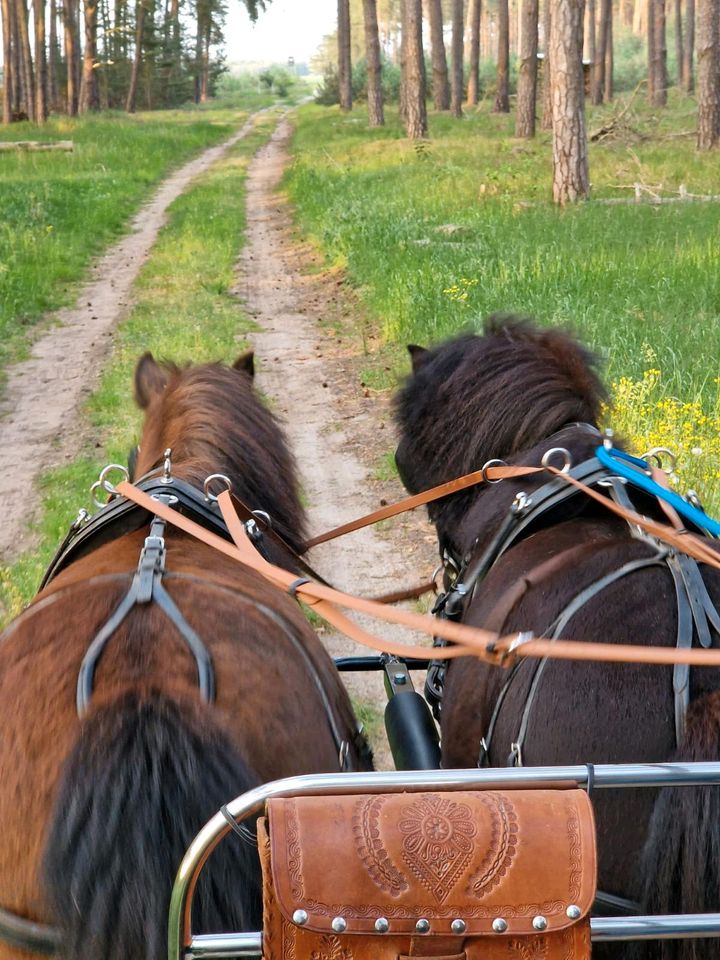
[0,109,279,623]
[0,96,274,377]
[285,94,720,508]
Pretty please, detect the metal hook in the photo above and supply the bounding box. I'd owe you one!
[160,448,173,484]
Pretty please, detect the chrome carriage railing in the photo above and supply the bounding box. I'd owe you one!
[168,762,720,960]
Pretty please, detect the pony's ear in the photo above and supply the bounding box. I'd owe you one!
[134,352,168,409]
[232,350,255,379]
[407,344,429,372]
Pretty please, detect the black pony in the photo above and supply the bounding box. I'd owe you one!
[395,316,720,959]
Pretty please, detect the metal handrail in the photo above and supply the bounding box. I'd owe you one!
[168,763,720,960]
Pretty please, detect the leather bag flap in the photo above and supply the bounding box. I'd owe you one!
[266,789,596,938]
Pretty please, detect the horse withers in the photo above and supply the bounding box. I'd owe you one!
[394,316,720,959]
[0,351,371,960]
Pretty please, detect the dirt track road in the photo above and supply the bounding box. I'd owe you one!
[0,114,261,563]
[237,120,435,766]
[0,112,436,765]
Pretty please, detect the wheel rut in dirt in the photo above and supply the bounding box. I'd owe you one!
[237,119,436,767]
[0,113,262,564]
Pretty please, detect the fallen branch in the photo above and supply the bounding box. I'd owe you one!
[588,80,644,142]
[0,140,74,152]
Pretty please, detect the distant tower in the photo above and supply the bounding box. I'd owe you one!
[288,56,296,74]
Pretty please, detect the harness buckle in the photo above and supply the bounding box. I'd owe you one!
[137,531,166,603]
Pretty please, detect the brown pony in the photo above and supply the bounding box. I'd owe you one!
[394,317,720,960]
[0,352,370,960]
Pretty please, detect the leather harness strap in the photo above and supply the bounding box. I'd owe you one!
[303,465,543,548]
[115,481,720,671]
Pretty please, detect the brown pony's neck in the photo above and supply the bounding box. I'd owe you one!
[136,363,307,554]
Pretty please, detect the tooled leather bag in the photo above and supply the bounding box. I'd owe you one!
[258,788,597,960]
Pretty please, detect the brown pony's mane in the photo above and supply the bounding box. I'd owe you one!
[394,314,606,497]
[135,357,307,553]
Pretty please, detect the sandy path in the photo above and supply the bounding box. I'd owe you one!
[237,119,436,768]
[0,113,263,563]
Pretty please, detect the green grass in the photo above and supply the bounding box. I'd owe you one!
[285,93,719,399]
[0,97,273,377]
[0,110,279,622]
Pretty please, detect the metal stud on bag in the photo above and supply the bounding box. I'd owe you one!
[374,918,389,933]
[331,917,347,933]
[492,918,508,933]
[292,909,308,926]
[415,919,430,934]
[532,916,548,931]
[451,919,466,935]
[566,905,582,920]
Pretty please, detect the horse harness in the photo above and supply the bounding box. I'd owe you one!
[0,470,369,955]
[426,446,720,766]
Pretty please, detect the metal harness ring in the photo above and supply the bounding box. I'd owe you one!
[481,459,508,484]
[541,447,572,474]
[203,474,232,502]
[99,463,130,495]
[641,446,677,475]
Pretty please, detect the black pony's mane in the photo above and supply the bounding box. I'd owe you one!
[142,361,307,553]
[394,315,606,497]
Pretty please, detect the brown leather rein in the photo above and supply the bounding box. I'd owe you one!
[116,465,720,671]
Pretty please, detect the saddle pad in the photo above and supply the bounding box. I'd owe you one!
[258,788,596,960]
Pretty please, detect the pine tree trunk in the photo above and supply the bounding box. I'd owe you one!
[696,0,719,147]
[48,0,60,109]
[467,0,481,103]
[362,0,384,125]
[550,0,589,203]
[427,0,450,109]
[72,0,81,96]
[451,0,464,115]
[648,0,668,104]
[11,9,22,115]
[62,0,78,113]
[515,0,538,135]
[586,0,596,66]
[337,0,352,110]
[633,0,646,32]
[399,0,408,121]
[201,17,210,101]
[404,0,428,136]
[604,8,613,98]
[125,0,144,111]
[78,0,99,111]
[33,0,47,120]
[541,0,552,127]
[683,0,695,89]
[592,0,611,102]
[674,0,683,82]
[14,0,35,119]
[495,0,510,110]
[1,0,13,122]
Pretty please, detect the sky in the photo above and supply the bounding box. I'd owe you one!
[224,0,338,67]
